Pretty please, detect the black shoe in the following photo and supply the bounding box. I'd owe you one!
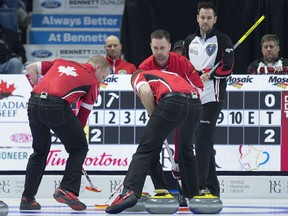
[53,187,86,211]
[178,194,188,207]
[105,190,138,214]
[20,196,41,210]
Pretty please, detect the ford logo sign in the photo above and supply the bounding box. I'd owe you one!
[41,0,61,8]
[31,50,53,58]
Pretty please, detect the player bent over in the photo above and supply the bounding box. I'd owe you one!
[106,69,203,214]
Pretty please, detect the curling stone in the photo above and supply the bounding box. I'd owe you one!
[124,192,150,212]
[189,193,223,214]
[0,201,8,216]
[145,189,178,214]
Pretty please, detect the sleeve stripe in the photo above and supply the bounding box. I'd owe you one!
[81,102,93,111]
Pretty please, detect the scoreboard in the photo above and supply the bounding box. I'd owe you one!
[85,74,288,172]
[0,74,287,172]
[216,78,281,146]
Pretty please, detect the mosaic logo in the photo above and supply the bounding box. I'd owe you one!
[273,82,288,90]
[100,75,119,89]
[100,82,108,89]
[227,76,253,89]
[228,81,243,89]
[268,76,288,89]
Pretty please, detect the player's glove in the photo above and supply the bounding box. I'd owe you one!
[197,68,211,75]
[201,68,211,74]
[171,163,181,180]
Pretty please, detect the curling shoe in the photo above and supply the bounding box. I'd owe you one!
[20,196,41,210]
[106,190,138,214]
[53,187,86,211]
[124,192,150,212]
[178,194,189,207]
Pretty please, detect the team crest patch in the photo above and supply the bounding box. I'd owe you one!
[206,44,216,56]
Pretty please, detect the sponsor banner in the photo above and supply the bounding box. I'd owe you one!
[31,13,122,29]
[33,0,125,14]
[0,75,32,122]
[24,44,105,63]
[28,29,120,44]
[0,143,280,171]
[102,74,287,101]
[215,145,280,171]
[1,175,288,199]
[219,176,288,198]
[227,75,288,91]
[0,123,32,148]
[100,74,133,91]
[0,144,176,171]
[0,175,155,198]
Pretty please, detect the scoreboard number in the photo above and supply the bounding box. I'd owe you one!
[89,127,102,144]
[264,129,275,143]
[265,94,275,107]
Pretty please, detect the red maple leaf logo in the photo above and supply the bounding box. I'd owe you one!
[0,80,16,99]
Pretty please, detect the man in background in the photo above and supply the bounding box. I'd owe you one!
[0,23,26,74]
[104,35,136,74]
[172,40,184,55]
[247,34,288,74]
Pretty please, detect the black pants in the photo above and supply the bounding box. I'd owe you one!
[149,153,169,190]
[195,101,224,197]
[22,96,88,199]
[123,95,202,199]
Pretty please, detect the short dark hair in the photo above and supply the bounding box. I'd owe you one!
[197,1,217,16]
[261,34,280,47]
[150,29,170,43]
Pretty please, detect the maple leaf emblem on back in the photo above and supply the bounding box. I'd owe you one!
[58,66,78,77]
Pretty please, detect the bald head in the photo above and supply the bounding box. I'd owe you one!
[105,35,120,45]
[104,35,122,60]
[87,55,109,68]
[87,55,110,82]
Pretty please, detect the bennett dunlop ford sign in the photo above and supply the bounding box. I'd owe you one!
[28,30,120,45]
[33,0,125,14]
[24,44,106,64]
[31,14,122,29]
